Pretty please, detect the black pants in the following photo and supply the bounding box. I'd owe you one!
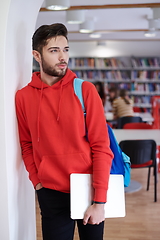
[36,188,104,240]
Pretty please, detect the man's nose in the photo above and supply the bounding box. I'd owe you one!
[59,50,65,62]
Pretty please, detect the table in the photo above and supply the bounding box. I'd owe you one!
[113,129,160,145]
[105,112,154,123]
[113,129,160,193]
[134,112,154,123]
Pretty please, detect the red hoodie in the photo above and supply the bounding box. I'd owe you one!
[15,69,113,202]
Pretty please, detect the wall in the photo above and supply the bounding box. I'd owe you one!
[0,0,43,239]
[0,1,10,239]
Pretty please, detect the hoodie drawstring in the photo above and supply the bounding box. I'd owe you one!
[57,82,63,122]
[37,81,43,142]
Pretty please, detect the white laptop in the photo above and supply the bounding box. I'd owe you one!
[70,174,125,219]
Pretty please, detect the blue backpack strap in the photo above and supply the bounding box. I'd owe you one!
[122,152,131,187]
[73,78,85,113]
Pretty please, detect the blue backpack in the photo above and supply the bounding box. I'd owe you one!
[73,78,131,187]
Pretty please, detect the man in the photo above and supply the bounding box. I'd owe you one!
[15,23,113,240]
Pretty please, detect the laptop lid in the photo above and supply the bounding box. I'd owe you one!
[70,174,125,219]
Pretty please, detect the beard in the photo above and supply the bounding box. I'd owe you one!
[41,56,67,77]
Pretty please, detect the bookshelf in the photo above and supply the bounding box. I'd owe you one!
[68,56,160,112]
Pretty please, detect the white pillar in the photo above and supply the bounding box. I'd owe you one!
[0,0,44,239]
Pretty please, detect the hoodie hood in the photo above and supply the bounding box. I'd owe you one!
[29,68,77,89]
[28,69,77,142]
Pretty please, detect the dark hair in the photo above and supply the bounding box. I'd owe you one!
[94,81,106,106]
[119,89,130,105]
[32,23,68,53]
[108,87,119,104]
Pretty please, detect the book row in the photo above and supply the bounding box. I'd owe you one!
[131,95,152,105]
[68,57,160,69]
[73,70,160,81]
[105,82,160,93]
[131,70,160,80]
[131,57,160,68]
[68,57,130,68]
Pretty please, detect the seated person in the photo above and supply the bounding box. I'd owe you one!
[94,81,106,107]
[106,87,119,112]
[112,89,134,119]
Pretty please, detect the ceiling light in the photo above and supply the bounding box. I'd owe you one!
[97,41,107,46]
[46,0,70,10]
[152,7,160,20]
[66,10,85,24]
[90,33,101,38]
[144,18,158,37]
[148,18,159,30]
[79,20,94,33]
[144,29,157,38]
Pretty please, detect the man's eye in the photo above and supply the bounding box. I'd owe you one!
[51,49,58,53]
[64,48,69,52]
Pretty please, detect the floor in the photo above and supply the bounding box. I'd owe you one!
[36,168,160,240]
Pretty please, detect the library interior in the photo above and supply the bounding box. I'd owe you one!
[34,1,160,240]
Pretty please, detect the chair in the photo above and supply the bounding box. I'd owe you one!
[123,122,153,129]
[133,107,141,112]
[133,107,147,113]
[119,139,157,202]
[117,116,142,129]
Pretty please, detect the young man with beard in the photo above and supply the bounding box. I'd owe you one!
[15,23,113,240]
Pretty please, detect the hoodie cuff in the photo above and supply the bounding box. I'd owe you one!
[93,188,107,203]
[29,173,40,188]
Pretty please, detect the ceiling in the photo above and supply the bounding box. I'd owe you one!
[36,0,160,42]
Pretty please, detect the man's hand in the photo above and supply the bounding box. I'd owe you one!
[83,203,105,225]
[35,183,43,190]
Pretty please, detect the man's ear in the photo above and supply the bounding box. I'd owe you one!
[32,50,41,63]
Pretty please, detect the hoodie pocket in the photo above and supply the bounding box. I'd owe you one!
[38,153,92,191]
